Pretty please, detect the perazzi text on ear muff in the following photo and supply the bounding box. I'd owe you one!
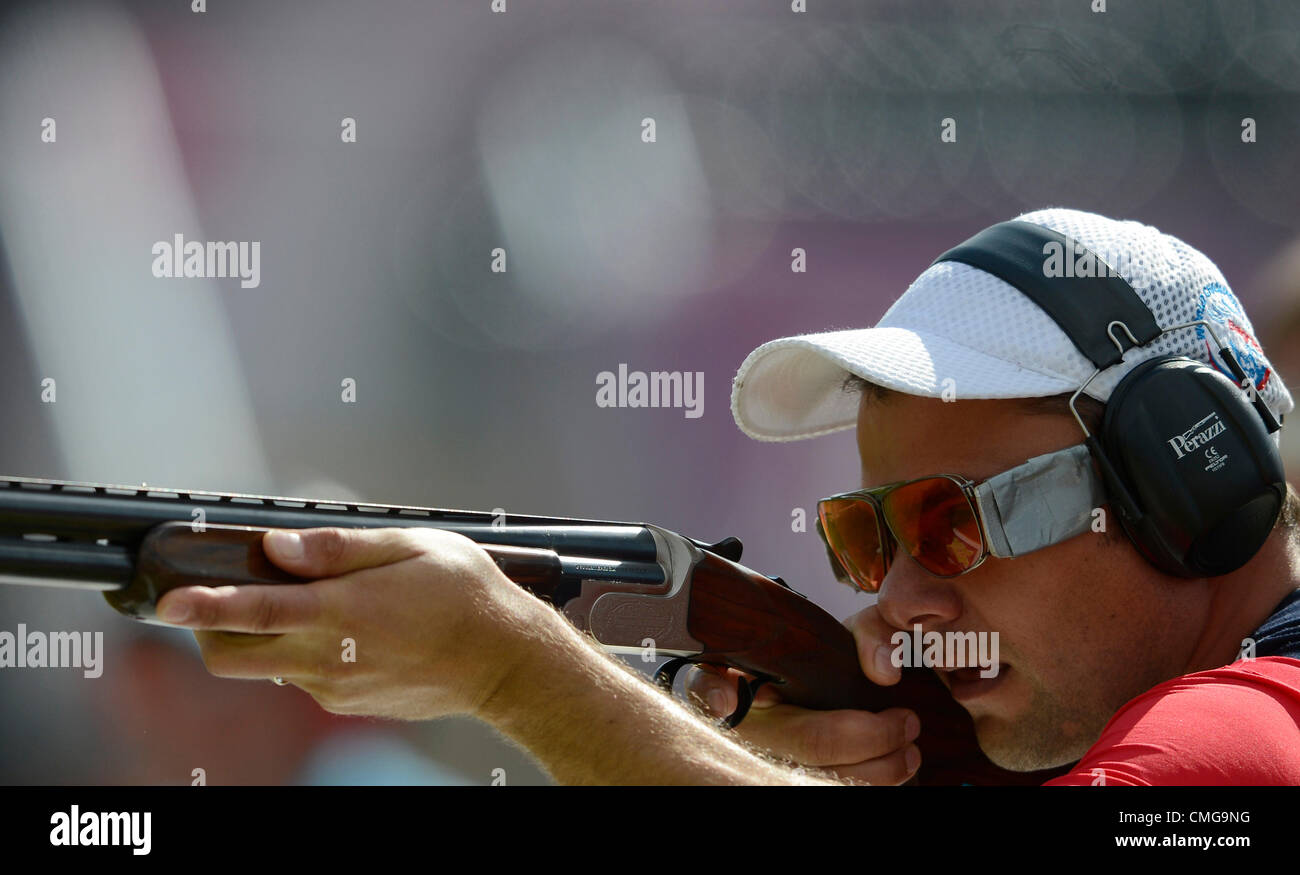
[931,220,1287,578]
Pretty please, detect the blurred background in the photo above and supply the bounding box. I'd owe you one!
[0,0,1297,784]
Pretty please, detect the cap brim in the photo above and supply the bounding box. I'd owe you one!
[730,326,1079,442]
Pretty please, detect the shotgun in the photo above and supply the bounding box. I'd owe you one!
[0,474,1062,785]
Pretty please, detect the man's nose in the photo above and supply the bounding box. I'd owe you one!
[876,549,964,632]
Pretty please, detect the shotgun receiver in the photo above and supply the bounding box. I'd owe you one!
[0,474,1062,785]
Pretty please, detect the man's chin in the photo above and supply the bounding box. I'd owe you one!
[944,666,1099,771]
[969,709,1098,773]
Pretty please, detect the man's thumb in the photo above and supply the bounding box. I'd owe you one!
[262,527,420,577]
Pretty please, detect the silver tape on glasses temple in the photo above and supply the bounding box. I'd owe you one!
[973,444,1106,559]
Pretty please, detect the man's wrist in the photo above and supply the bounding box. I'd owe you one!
[473,595,587,728]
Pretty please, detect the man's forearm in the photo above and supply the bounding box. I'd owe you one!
[476,602,841,785]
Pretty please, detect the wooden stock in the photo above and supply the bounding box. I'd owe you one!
[684,551,1068,785]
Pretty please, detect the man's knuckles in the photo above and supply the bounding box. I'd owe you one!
[786,709,909,765]
[310,527,353,565]
[788,710,870,764]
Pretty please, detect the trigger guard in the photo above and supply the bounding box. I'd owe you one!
[651,657,775,728]
[652,656,696,691]
[726,675,775,727]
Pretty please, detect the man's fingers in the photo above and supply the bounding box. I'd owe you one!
[684,665,783,719]
[825,743,922,786]
[157,582,324,633]
[161,527,456,631]
[730,704,919,767]
[190,629,303,679]
[262,527,426,579]
[684,665,738,718]
[844,604,904,686]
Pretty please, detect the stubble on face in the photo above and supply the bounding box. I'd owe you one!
[856,392,1200,772]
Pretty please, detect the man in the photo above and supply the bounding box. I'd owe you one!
[156,208,1300,785]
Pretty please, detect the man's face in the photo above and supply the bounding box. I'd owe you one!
[856,393,1205,771]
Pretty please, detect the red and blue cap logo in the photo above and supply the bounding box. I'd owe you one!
[1195,282,1271,393]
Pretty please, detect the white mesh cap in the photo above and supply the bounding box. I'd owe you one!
[731,208,1295,442]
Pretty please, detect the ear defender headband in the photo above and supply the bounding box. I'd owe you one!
[932,220,1287,578]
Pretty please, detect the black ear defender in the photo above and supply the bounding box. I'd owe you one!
[932,220,1287,578]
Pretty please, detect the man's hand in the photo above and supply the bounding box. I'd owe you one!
[151,525,869,784]
[685,603,921,784]
[155,526,553,721]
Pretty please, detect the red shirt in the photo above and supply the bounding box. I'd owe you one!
[1044,656,1300,785]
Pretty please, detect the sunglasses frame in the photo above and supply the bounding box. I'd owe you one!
[817,473,991,593]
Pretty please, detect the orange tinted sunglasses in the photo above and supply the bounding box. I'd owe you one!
[816,474,988,593]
